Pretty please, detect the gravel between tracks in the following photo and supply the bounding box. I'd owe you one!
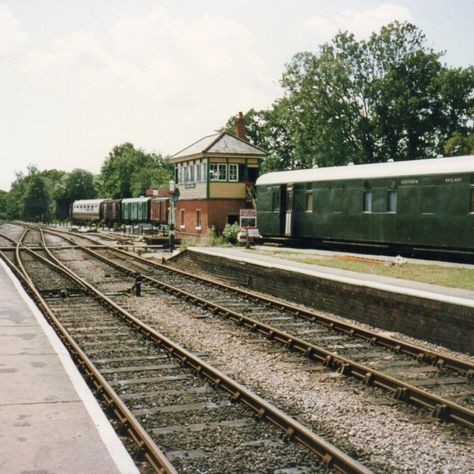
[43,231,474,472]
[123,293,473,474]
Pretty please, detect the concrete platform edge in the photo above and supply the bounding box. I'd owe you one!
[0,258,139,474]
[191,247,474,309]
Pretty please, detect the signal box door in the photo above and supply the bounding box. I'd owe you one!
[284,184,293,237]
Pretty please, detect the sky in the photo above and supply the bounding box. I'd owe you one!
[1,0,473,191]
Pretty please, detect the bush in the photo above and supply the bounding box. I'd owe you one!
[206,226,226,246]
[222,222,240,244]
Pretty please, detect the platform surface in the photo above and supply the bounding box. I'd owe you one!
[191,247,474,305]
[0,260,138,474]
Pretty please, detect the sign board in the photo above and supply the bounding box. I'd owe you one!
[146,189,175,197]
[240,209,257,228]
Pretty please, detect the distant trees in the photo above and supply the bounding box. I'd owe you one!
[22,173,51,222]
[54,169,97,219]
[225,22,474,170]
[2,142,173,222]
[99,143,173,198]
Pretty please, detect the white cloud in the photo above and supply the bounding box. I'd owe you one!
[304,3,413,41]
[19,6,275,162]
[0,4,27,55]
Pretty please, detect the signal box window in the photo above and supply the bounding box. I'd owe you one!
[363,191,372,213]
[229,164,238,182]
[387,191,397,213]
[180,209,185,229]
[209,163,227,181]
[305,192,313,212]
[196,209,202,229]
[470,189,474,213]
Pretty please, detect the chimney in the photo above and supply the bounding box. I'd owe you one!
[235,111,246,140]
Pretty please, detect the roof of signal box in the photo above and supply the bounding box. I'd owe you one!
[170,132,267,163]
[256,155,474,186]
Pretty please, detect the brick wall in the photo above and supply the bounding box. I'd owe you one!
[172,250,474,354]
[176,200,209,236]
[208,199,246,231]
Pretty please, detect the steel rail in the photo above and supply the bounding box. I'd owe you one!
[28,227,372,474]
[41,225,474,378]
[38,226,474,430]
[5,231,177,474]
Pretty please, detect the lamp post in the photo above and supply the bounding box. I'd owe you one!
[169,180,176,252]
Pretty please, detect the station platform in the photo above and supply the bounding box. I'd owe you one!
[0,260,138,474]
[191,247,474,305]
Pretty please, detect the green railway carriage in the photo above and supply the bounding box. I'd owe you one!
[121,197,151,223]
[256,156,474,251]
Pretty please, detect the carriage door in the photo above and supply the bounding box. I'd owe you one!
[284,184,294,236]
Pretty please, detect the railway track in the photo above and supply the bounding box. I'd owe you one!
[0,224,371,473]
[34,224,474,431]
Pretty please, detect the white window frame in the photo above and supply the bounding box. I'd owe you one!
[229,163,238,182]
[210,163,227,181]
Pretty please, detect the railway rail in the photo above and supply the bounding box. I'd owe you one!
[0,224,371,473]
[32,224,474,431]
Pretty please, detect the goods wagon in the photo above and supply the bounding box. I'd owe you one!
[100,199,122,225]
[71,199,106,223]
[256,155,474,251]
[121,197,151,223]
[150,198,170,225]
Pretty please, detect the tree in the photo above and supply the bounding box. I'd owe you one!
[100,143,172,198]
[51,169,97,220]
[22,173,51,222]
[444,132,474,156]
[436,67,474,146]
[224,22,474,171]
[0,190,8,220]
[222,108,295,171]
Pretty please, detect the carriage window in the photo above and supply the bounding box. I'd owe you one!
[305,191,313,212]
[470,189,474,213]
[229,164,238,182]
[387,191,397,213]
[363,191,372,212]
[272,188,280,211]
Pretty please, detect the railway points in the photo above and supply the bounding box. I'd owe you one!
[0,258,137,474]
[1,222,473,473]
[0,223,373,473]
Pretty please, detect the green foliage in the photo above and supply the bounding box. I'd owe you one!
[444,132,474,156]
[224,22,474,170]
[0,190,8,220]
[54,169,97,219]
[222,222,240,244]
[22,172,51,222]
[205,226,226,246]
[100,143,173,198]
